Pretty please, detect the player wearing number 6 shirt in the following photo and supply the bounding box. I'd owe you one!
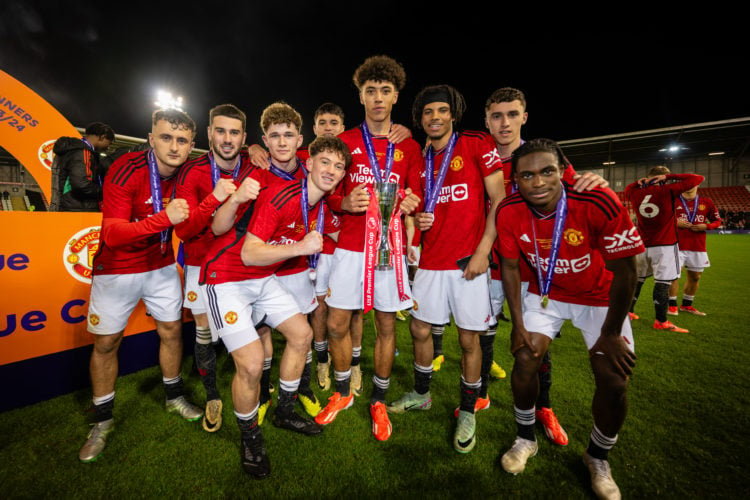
[79,109,203,464]
[624,166,703,332]
[200,136,348,478]
[497,139,644,499]
[387,84,505,455]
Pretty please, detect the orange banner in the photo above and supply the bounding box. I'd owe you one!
[1,211,188,366]
[0,69,81,202]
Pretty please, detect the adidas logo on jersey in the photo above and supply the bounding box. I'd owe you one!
[352,147,362,155]
[521,234,531,243]
[287,221,296,229]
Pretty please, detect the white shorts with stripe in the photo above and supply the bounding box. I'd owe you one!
[522,292,635,352]
[411,269,491,331]
[203,276,299,352]
[182,264,207,314]
[326,248,413,312]
[489,279,529,328]
[88,264,182,335]
[678,250,710,272]
[637,244,680,282]
[277,270,318,314]
[313,253,334,297]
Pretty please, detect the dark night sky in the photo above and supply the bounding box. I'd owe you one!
[2,2,747,150]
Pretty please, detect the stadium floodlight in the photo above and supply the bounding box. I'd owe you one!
[154,89,184,111]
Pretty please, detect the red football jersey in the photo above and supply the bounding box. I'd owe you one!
[497,184,645,307]
[333,126,423,253]
[175,151,262,266]
[93,150,179,275]
[417,131,502,270]
[492,157,580,281]
[675,195,721,252]
[624,173,704,247]
[201,179,339,284]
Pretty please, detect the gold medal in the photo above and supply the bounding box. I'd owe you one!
[541,295,549,308]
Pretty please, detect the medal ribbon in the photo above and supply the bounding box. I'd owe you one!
[424,132,458,213]
[679,194,699,224]
[301,178,325,275]
[209,151,241,187]
[360,121,395,183]
[529,185,567,307]
[269,157,306,181]
[147,149,169,255]
[387,189,409,302]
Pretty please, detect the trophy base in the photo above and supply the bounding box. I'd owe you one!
[375,264,393,271]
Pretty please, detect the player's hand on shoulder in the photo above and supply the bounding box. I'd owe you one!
[388,123,412,144]
[212,178,237,203]
[166,198,190,224]
[572,172,609,192]
[248,144,270,169]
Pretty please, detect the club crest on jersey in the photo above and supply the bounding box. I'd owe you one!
[186,291,198,302]
[394,149,404,162]
[563,228,584,247]
[89,314,100,326]
[450,156,463,172]
[224,311,238,324]
[63,226,101,283]
[699,203,705,211]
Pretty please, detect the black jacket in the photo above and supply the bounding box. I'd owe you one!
[49,137,105,212]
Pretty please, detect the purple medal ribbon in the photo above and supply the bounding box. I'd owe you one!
[679,194,699,224]
[147,149,169,255]
[209,151,241,187]
[424,132,458,213]
[269,157,306,181]
[300,178,325,280]
[529,184,567,308]
[360,121,395,183]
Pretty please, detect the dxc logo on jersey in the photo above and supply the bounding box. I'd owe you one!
[603,227,642,251]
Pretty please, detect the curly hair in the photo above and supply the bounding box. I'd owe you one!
[260,101,302,134]
[484,87,527,113]
[85,122,115,141]
[352,55,406,91]
[411,84,467,128]
[152,109,196,137]
[308,136,352,169]
[209,103,247,131]
[511,138,568,176]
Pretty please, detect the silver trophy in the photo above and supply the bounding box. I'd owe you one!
[374,181,398,270]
